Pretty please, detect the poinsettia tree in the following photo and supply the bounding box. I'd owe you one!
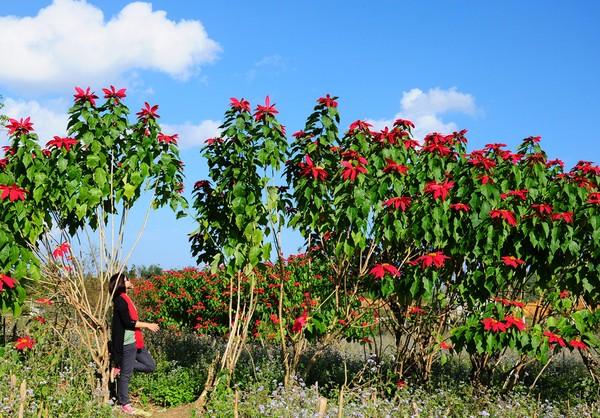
[190,96,289,400]
[285,95,600,385]
[0,86,186,400]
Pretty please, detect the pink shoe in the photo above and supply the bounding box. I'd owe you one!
[120,404,135,415]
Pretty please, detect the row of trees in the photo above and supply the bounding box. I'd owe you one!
[189,95,600,389]
[1,90,599,403]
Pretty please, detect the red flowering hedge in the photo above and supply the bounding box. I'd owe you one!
[133,255,374,343]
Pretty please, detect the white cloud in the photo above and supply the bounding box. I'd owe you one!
[0,0,221,90]
[0,98,68,145]
[246,55,287,81]
[162,120,221,149]
[368,87,477,140]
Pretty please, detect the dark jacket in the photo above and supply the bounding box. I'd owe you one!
[110,293,137,368]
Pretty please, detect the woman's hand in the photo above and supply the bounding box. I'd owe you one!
[145,322,160,333]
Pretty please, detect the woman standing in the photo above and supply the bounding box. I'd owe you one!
[109,272,159,415]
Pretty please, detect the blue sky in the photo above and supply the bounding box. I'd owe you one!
[1,1,599,268]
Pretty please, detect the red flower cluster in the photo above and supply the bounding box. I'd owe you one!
[500,189,528,201]
[292,310,308,333]
[559,290,570,299]
[421,133,454,156]
[383,196,411,212]
[393,118,415,130]
[450,203,470,212]
[468,150,496,171]
[489,209,517,226]
[230,97,251,112]
[501,256,525,268]
[254,96,279,121]
[0,274,16,292]
[46,136,78,151]
[0,184,27,202]
[531,203,553,216]
[298,155,328,181]
[348,120,373,134]
[503,315,526,331]
[408,306,426,315]
[424,180,454,201]
[6,117,34,136]
[543,331,566,348]
[52,242,71,258]
[74,87,98,106]
[383,159,409,175]
[136,102,160,120]
[341,158,368,182]
[369,263,400,279]
[569,339,588,350]
[318,94,337,108]
[15,336,35,351]
[102,85,127,103]
[493,297,525,309]
[481,317,507,333]
[414,251,450,268]
[551,211,573,223]
[158,133,178,145]
[587,192,600,205]
[440,341,452,350]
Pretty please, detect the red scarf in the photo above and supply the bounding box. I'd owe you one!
[120,293,144,349]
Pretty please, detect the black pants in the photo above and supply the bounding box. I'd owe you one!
[117,344,156,405]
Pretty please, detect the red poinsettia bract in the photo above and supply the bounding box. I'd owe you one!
[73,87,98,106]
[504,315,526,331]
[348,120,373,134]
[440,341,452,350]
[318,94,338,108]
[588,192,600,205]
[569,339,588,350]
[158,133,178,145]
[450,203,471,212]
[136,102,160,120]
[15,336,35,351]
[408,306,426,315]
[424,180,454,201]
[292,310,308,333]
[383,159,409,175]
[369,263,401,279]
[500,189,528,201]
[383,197,411,212]
[544,331,566,348]
[0,274,16,292]
[489,209,517,226]
[415,251,450,268]
[551,212,574,223]
[531,203,553,216]
[254,96,278,121]
[52,242,71,258]
[298,155,328,181]
[46,136,78,151]
[481,317,507,333]
[102,85,127,102]
[393,118,415,129]
[0,184,27,202]
[493,297,525,309]
[501,256,525,268]
[230,97,251,112]
[341,160,368,182]
[6,117,34,136]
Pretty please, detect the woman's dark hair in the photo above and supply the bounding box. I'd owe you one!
[109,272,128,297]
